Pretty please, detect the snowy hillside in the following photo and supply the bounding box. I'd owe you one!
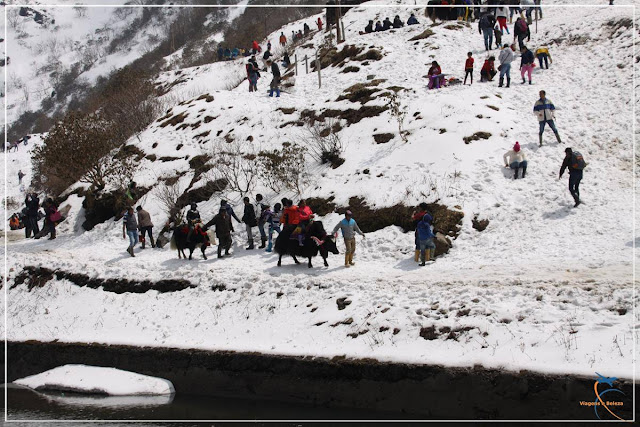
[3,1,637,381]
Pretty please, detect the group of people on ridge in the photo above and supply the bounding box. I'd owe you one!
[363,13,419,33]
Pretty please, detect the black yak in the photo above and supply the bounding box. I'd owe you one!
[170,223,213,260]
[275,221,339,268]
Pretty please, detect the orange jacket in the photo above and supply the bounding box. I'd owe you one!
[281,205,300,225]
[279,34,287,44]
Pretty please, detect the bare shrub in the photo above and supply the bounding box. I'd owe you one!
[256,142,308,195]
[385,92,408,142]
[155,179,186,223]
[300,118,344,168]
[209,139,257,197]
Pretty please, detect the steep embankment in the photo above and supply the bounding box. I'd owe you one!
[3,2,637,380]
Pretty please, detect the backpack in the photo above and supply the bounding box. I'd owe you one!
[480,14,490,27]
[517,19,528,34]
[571,151,587,170]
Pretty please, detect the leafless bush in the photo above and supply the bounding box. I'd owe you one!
[209,139,257,197]
[385,92,408,142]
[7,10,21,29]
[300,118,344,168]
[155,179,186,223]
[256,142,308,196]
[73,6,87,18]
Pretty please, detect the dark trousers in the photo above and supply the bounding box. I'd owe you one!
[25,215,39,238]
[464,69,473,84]
[569,172,582,203]
[517,34,527,51]
[537,53,549,69]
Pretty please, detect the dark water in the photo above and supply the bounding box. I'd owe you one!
[4,384,415,426]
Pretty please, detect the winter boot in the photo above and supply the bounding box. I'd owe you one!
[246,240,254,250]
[150,236,156,248]
[419,251,426,266]
[522,166,526,178]
[538,134,543,147]
[218,246,223,258]
[430,249,436,261]
[522,77,526,84]
[49,229,56,240]
[259,238,267,249]
[266,241,273,252]
[529,80,532,85]
[499,77,504,87]
[414,249,420,262]
[349,253,355,266]
[555,132,562,144]
[225,248,230,256]
[513,167,519,179]
[141,239,146,249]
[345,254,350,267]
[506,77,510,87]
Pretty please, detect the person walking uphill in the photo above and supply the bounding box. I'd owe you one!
[416,213,436,266]
[478,12,496,51]
[514,17,530,51]
[534,90,562,146]
[136,205,154,248]
[503,141,527,179]
[498,43,515,87]
[332,210,365,268]
[242,196,257,250]
[205,208,232,258]
[559,148,587,207]
[520,45,534,84]
[255,193,269,248]
[122,206,138,257]
[267,60,281,97]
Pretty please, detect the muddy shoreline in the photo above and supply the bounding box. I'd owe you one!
[6,341,635,420]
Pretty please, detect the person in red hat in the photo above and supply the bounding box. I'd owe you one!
[503,141,528,179]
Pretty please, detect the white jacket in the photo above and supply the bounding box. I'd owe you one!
[504,149,527,165]
[498,47,515,64]
[496,7,509,17]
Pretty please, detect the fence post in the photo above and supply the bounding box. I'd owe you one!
[316,50,321,89]
[305,55,308,74]
[295,54,298,75]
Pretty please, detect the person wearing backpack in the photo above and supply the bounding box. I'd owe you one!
[559,147,586,207]
[533,90,562,146]
[514,17,530,51]
[242,196,258,250]
[478,12,496,51]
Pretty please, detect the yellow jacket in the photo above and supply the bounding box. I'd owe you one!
[535,47,552,59]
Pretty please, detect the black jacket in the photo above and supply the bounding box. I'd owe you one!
[271,62,281,79]
[25,195,39,216]
[478,13,496,32]
[382,19,392,30]
[242,204,257,227]
[205,213,231,238]
[393,17,404,28]
[186,209,200,224]
[365,21,373,33]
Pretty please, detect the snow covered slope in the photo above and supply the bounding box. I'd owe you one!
[3,1,637,380]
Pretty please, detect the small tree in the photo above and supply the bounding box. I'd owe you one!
[209,139,258,197]
[385,92,408,142]
[156,179,185,224]
[301,118,344,168]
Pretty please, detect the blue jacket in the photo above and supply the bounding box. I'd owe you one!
[417,216,435,241]
[520,50,534,67]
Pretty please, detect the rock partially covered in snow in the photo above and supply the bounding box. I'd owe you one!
[14,364,175,396]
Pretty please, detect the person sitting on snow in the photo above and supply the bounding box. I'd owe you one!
[427,61,444,89]
[503,141,528,179]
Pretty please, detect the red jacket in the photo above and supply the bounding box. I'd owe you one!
[481,60,495,73]
[465,57,474,69]
[281,205,300,225]
[252,41,260,52]
[299,205,313,222]
[428,65,442,76]
[317,18,323,30]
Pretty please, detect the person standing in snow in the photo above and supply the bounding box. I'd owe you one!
[498,43,515,87]
[205,208,232,258]
[279,32,287,46]
[17,170,24,184]
[246,56,260,92]
[478,12,496,51]
[251,40,261,55]
[122,206,138,256]
[332,210,365,268]
[220,199,241,232]
[495,3,509,34]
[412,202,430,262]
[24,192,40,238]
[480,56,497,81]
[534,46,552,69]
[41,198,59,241]
[559,147,586,207]
[534,90,562,146]
[503,141,527,179]
[242,196,257,250]
[519,45,534,84]
[263,203,282,252]
[416,213,436,266]
[493,24,503,49]
[282,52,291,68]
[513,16,530,51]
[464,52,474,85]
[267,60,281,97]
[136,205,155,249]
[317,17,323,30]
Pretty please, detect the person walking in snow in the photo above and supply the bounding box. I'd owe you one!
[495,3,509,34]
[513,16,530,51]
[17,170,24,184]
[407,13,419,25]
[317,17,323,31]
[534,46,552,69]
[246,56,260,92]
[493,24,503,49]
[242,196,257,250]
[255,193,269,249]
[464,52,474,85]
[332,210,365,268]
[416,213,436,266]
[122,206,138,256]
[279,32,287,46]
[503,141,528,179]
[24,192,40,238]
[267,59,281,97]
[498,43,515,87]
[534,90,562,146]
[559,147,586,207]
[264,202,282,252]
[136,205,155,249]
[478,12,496,51]
[520,45,534,84]
[205,208,232,258]
[220,199,241,232]
[480,56,497,81]
[41,198,59,241]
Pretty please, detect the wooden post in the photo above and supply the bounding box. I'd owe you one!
[341,21,345,42]
[336,1,342,43]
[316,50,321,88]
[305,55,308,74]
[295,54,298,76]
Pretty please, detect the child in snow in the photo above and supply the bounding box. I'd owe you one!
[264,203,282,252]
[427,61,444,89]
[416,213,436,266]
[480,56,496,81]
[464,52,474,85]
[503,141,528,179]
[493,24,502,49]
